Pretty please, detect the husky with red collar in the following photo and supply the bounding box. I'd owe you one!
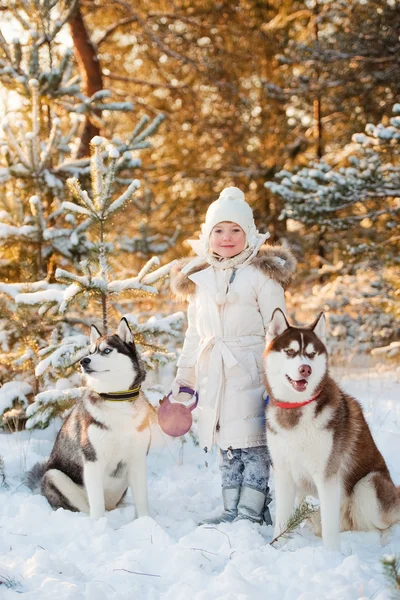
[27,318,152,520]
[264,309,400,551]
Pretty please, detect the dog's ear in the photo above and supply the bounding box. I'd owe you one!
[117,317,134,344]
[310,312,326,342]
[266,308,289,343]
[90,324,102,345]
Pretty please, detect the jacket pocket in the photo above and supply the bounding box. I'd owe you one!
[247,352,262,388]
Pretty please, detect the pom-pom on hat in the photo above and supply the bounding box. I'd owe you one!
[202,187,256,242]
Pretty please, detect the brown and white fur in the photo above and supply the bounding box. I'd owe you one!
[27,318,153,520]
[264,309,400,551]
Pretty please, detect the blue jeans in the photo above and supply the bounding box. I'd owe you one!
[219,445,271,494]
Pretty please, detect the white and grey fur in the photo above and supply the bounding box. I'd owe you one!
[27,318,152,520]
[264,309,400,551]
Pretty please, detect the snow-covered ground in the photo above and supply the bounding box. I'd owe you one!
[1,369,399,600]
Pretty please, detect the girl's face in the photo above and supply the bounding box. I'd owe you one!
[209,221,246,258]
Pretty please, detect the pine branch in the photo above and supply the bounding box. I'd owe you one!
[90,137,104,208]
[103,71,188,90]
[2,122,30,169]
[270,500,319,547]
[96,14,140,47]
[61,201,92,216]
[128,115,150,144]
[382,555,400,597]
[132,114,165,145]
[105,178,140,216]
[41,0,79,46]
[66,178,97,214]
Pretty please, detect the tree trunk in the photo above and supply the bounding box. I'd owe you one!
[313,96,323,160]
[313,1,324,160]
[313,0,326,268]
[69,2,103,157]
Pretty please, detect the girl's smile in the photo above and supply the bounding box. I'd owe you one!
[210,221,246,258]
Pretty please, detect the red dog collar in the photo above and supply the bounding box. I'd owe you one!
[273,391,321,409]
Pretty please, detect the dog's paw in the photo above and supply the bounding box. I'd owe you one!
[308,511,322,537]
[323,536,341,552]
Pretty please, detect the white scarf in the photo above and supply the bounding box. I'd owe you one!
[207,247,253,270]
[181,231,270,275]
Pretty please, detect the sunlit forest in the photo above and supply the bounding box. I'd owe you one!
[0,0,398,429]
[0,3,400,598]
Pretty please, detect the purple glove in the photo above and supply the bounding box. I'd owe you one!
[171,378,195,405]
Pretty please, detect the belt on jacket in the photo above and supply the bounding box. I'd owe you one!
[196,335,264,409]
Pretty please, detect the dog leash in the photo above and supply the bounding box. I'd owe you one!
[99,386,141,401]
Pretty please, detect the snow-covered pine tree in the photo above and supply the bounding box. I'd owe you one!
[262,0,399,252]
[22,135,183,429]
[266,105,400,264]
[266,106,399,360]
[262,0,399,162]
[118,187,181,262]
[0,2,183,429]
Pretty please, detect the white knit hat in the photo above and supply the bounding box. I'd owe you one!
[182,186,270,272]
[201,187,256,242]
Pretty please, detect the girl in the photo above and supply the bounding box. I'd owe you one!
[170,187,296,524]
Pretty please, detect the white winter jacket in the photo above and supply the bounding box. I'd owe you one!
[170,245,296,452]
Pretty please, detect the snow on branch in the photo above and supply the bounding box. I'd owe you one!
[266,105,400,248]
[126,312,185,338]
[61,201,92,217]
[142,260,177,285]
[105,179,141,216]
[66,178,97,214]
[0,280,51,300]
[0,381,33,415]
[131,114,165,146]
[25,387,85,430]
[137,256,160,280]
[16,287,65,316]
[0,223,38,242]
[371,341,400,360]
[108,256,170,294]
[107,278,157,295]
[35,334,88,377]
[66,138,141,220]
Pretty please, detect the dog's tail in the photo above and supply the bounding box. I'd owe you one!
[25,461,47,493]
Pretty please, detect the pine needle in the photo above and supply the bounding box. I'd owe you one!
[270,499,319,547]
[381,555,400,598]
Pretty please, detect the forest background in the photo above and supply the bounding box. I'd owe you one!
[0,0,398,431]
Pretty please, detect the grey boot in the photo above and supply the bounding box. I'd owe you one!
[263,488,273,526]
[201,487,240,525]
[233,486,269,524]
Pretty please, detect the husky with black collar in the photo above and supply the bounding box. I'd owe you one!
[27,318,152,520]
[264,309,400,551]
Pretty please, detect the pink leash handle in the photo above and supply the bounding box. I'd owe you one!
[167,386,199,410]
[158,387,199,437]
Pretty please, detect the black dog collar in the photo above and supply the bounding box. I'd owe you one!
[99,386,141,401]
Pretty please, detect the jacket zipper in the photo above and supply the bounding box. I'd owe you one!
[212,267,237,446]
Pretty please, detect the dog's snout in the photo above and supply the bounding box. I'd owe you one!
[80,357,91,366]
[299,364,312,378]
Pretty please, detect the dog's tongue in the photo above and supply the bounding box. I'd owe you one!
[292,378,308,392]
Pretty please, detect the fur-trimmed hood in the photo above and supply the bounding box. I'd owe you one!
[171,244,296,299]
